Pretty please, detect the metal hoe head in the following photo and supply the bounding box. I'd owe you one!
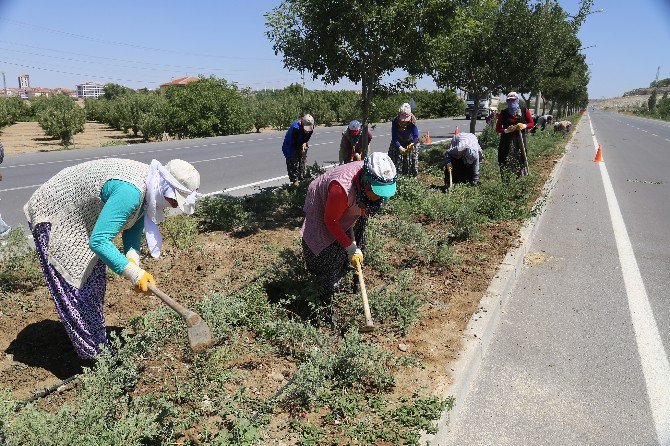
[186,315,215,353]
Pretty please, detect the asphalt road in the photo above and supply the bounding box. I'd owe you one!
[0,117,484,229]
[442,110,670,445]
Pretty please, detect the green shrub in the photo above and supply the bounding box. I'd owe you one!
[159,214,200,250]
[0,228,42,292]
[330,330,394,392]
[370,271,422,335]
[195,195,252,232]
[35,95,85,147]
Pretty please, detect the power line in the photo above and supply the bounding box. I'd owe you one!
[0,40,254,71]
[0,46,240,76]
[0,17,280,61]
[0,60,158,85]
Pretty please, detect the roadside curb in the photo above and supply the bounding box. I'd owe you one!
[422,117,584,445]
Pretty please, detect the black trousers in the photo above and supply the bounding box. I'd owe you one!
[498,131,527,176]
[286,148,307,183]
[302,217,368,302]
[445,158,475,187]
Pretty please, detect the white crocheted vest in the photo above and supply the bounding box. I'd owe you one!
[24,158,149,288]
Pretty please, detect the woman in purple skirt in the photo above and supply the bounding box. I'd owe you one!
[24,158,200,359]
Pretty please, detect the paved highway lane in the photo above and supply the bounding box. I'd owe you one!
[0,117,484,229]
[443,111,670,445]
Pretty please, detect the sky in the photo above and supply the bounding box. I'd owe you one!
[0,0,668,99]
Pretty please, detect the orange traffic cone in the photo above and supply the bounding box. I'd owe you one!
[593,145,603,162]
[425,131,431,144]
[454,126,459,135]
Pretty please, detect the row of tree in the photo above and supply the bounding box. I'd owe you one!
[85,80,463,141]
[266,0,593,134]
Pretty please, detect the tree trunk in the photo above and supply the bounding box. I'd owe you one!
[470,91,480,133]
[548,100,555,116]
[361,73,370,157]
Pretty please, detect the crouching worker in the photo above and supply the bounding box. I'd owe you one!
[282,114,315,186]
[553,120,572,137]
[301,152,397,308]
[339,120,373,164]
[444,132,484,190]
[24,158,200,359]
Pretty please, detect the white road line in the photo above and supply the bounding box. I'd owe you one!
[189,154,244,164]
[202,163,339,196]
[588,113,670,444]
[0,184,43,192]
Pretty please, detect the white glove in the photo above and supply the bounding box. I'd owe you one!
[126,249,140,267]
[122,261,146,285]
[503,128,511,134]
[517,123,527,130]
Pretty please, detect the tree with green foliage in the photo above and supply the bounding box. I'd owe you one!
[648,89,658,112]
[163,76,251,138]
[102,83,134,100]
[35,95,85,147]
[432,0,501,133]
[266,0,453,152]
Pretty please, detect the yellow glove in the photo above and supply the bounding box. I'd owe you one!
[516,123,526,131]
[136,272,156,293]
[353,153,362,161]
[301,143,308,154]
[346,243,364,267]
[407,143,415,152]
[447,163,453,171]
[399,145,407,155]
[121,262,156,293]
[506,125,516,133]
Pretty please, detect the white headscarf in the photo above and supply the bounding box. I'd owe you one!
[144,160,200,258]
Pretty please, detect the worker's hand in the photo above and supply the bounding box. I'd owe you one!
[516,123,526,131]
[353,153,362,161]
[136,272,156,293]
[125,249,140,267]
[122,262,156,293]
[399,145,407,155]
[301,142,308,154]
[407,143,414,152]
[346,242,364,267]
[505,125,516,133]
[447,163,453,171]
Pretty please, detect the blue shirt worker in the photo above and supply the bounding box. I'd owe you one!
[282,114,315,186]
[388,103,420,176]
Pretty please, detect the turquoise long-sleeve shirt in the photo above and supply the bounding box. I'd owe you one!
[88,179,144,274]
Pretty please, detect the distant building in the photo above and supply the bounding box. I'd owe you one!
[28,88,52,98]
[53,88,78,98]
[18,74,30,89]
[160,76,200,90]
[76,82,105,99]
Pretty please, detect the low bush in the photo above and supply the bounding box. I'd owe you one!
[369,270,422,335]
[0,228,42,292]
[159,214,200,250]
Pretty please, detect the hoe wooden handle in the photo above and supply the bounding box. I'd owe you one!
[355,259,374,329]
[148,284,200,326]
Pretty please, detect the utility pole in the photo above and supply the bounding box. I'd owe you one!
[1,71,6,96]
[654,66,661,86]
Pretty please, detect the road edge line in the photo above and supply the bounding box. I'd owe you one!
[423,118,583,445]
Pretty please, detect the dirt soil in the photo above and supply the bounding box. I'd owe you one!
[0,136,565,444]
[0,121,143,155]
